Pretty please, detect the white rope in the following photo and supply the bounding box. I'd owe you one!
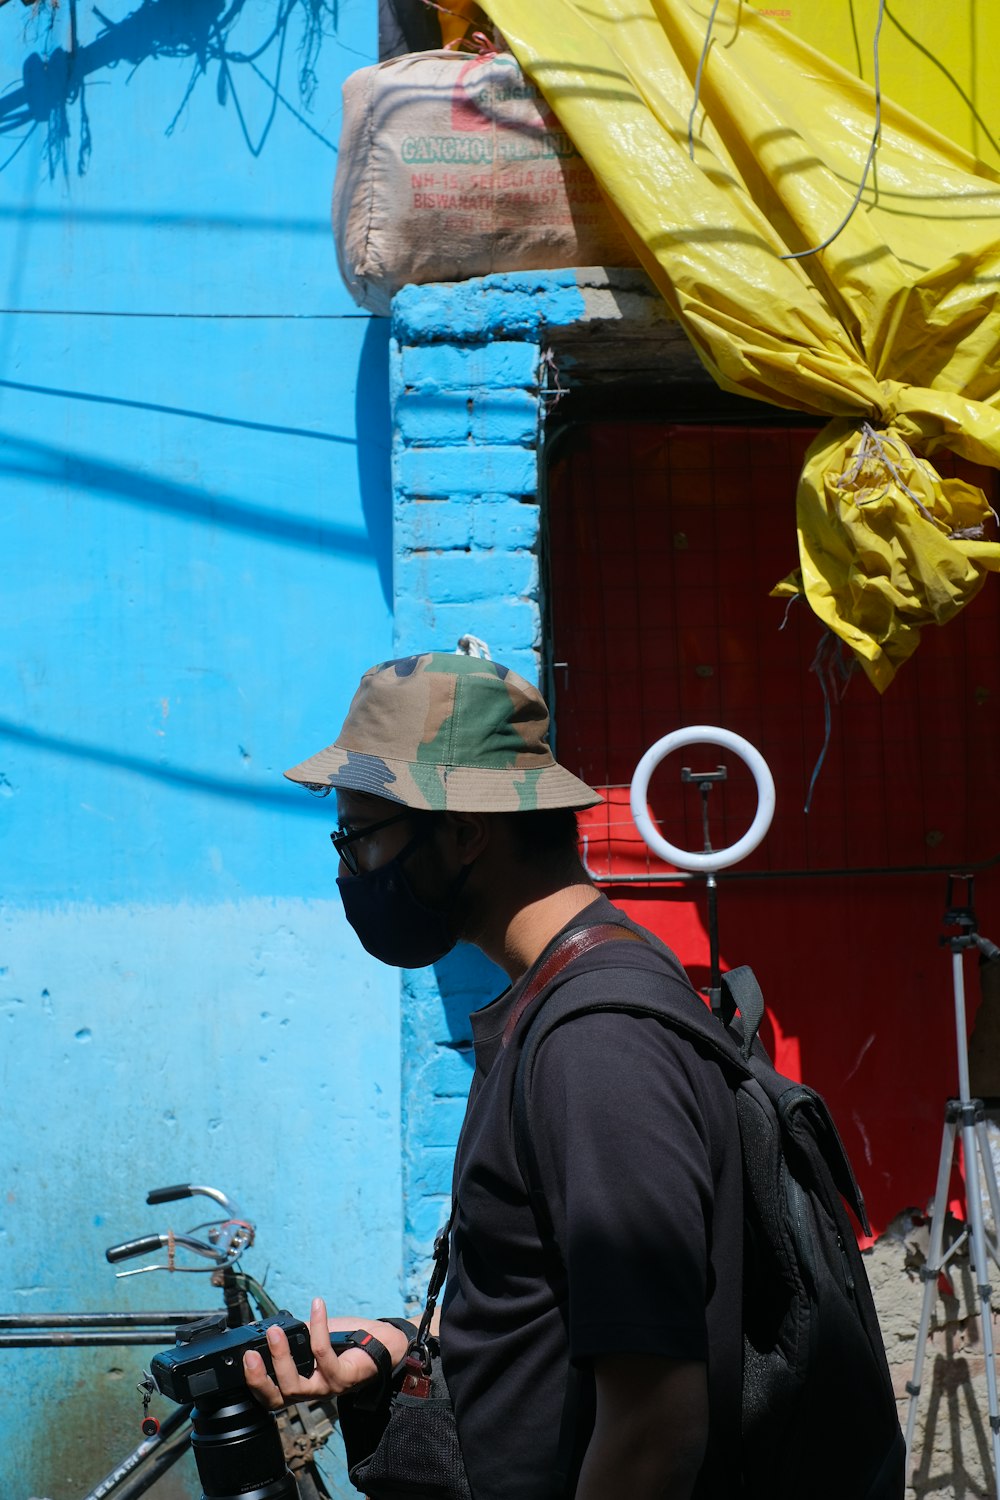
[456,635,493,658]
[838,422,935,522]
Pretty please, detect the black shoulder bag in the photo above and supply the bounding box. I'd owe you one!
[342,1209,472,1500]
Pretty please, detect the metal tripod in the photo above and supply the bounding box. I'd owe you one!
[905,876,1000,1497]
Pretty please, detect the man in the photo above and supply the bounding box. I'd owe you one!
[244,652,743,1499]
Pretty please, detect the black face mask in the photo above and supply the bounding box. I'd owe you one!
[336,830,469,969]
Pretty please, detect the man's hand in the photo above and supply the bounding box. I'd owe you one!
[243,1297,411,1409]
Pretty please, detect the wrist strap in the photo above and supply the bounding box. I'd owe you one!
[377,1316,419,1344]
[344,1329,393,1411]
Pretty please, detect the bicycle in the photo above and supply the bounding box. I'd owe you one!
[1,1183,339,1500]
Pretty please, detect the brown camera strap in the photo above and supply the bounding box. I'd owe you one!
[500,922,647,1049]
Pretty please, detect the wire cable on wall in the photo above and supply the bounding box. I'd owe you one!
[781,0,886,260]
[687,0,887,260]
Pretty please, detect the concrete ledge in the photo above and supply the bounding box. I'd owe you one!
[390,266,709,394]
[552,267,712,392]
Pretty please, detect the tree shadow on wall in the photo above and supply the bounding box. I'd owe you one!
[0,0,342,178]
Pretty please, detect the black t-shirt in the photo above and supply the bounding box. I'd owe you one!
[440,896,744,1500]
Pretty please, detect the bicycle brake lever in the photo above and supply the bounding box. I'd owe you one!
[145,1186,250,1260]
[106,1231,234,1277]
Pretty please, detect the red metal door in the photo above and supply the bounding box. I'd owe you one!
[547,418,1000,1236]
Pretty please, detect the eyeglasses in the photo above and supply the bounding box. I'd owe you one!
[330,811,412,876]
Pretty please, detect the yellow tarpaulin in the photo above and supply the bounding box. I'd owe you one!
[478,0,1000,689]
[757,1,1000,173]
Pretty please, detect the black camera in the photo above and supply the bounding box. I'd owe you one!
[150,1310,313,1404]
[150,1311,315,1500]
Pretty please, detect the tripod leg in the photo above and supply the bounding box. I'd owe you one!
[906,1117,960,1466]
[963,1118,1000,1500]
[974,1118,1000,1270]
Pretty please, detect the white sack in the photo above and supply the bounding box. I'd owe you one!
[333,49,636,314]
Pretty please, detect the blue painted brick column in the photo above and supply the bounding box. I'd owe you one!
[388,270,588,1297]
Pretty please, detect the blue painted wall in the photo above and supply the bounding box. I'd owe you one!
[388,271,587,1296]
[0,4,398,1495]
[0,0,600,1483]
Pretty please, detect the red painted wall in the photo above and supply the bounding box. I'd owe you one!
[548,419,1000,1237]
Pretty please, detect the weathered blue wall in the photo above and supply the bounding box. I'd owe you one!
[0,0,602,1483]
[0,4,398,1496]
[388,272,587,1296]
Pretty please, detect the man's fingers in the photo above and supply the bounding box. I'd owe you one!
[245,1301,389,1411]
[243,1348,284,1410]
[310,1298,383,1388]
[264,1321,312,1391]
[310,1298,346,1380]
[250,1302,377,1403]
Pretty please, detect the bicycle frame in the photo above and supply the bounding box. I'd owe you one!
[7,1186,337,1500]
[0,1312,219,1348]
[79,1402,194,1500]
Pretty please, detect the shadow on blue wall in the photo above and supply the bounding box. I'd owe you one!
[0,325,392,595]
[0,428,370,551]
[0,404,392,793]
[0,715,328,812]
[433,943,506,1053]
[0,0,341,178]
[0,379,357,447]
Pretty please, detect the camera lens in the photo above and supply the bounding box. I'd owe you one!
[190,1394,298,1499]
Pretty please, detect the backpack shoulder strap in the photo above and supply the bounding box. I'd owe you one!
[511,930,753,1241]
[720,965,767,1060]
[508,927,753,1500]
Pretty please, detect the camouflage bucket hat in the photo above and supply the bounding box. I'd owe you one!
[284,653,601,812]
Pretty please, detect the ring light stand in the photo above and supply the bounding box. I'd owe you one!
[630,727,776,1013]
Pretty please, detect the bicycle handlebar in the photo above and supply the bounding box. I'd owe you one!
[146,1185,195,1206]
[105,1185,254,1276]
[146,1184,243,1218]
[106,1236,164,1264]
[105,1232,240,1269]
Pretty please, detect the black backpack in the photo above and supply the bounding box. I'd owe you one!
[512,931,905,1500]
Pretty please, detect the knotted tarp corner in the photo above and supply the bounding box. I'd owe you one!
[478,0,1000,688]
